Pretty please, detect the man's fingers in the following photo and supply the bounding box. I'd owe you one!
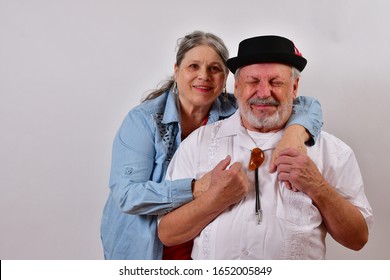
[277,147,301,157]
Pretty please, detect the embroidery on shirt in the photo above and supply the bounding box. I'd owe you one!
[280,190,312,259]
[208,121,223,168]
[199,120,223,259]
[155,113,178,162]
[282,230,310,259]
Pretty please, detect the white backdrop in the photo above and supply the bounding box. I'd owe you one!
[1,0,389,259]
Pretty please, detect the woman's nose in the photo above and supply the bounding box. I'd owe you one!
[197,68,210,80]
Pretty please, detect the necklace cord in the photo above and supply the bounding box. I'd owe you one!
[255,169,262,224]
[249,147,265,224]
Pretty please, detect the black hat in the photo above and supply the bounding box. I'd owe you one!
[226,35,307,73]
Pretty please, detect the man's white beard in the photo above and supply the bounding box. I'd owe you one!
[237,93,292,132]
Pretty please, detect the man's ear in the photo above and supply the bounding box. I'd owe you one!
[292,78,299,99]
[233,81,239,98]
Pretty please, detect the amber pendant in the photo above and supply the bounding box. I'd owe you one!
[248,147,265,170]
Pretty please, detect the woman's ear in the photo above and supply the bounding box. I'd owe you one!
[174,63,179,80]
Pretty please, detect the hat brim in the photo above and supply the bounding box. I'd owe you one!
[226,53,307,74]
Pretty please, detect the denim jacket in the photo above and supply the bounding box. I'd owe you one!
[100,89,322,259]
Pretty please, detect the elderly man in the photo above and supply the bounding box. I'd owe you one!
[158,35,373,259]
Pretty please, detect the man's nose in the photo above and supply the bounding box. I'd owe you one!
[255,81,272,98]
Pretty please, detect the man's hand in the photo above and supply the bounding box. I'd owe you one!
[274,148,325,196]
[269,124,309,191]
[274,148,369,250]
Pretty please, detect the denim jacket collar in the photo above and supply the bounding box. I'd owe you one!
[162,89,180,125]
[162,89,237,125]
[160,87,238,129]
[208,95,236,124]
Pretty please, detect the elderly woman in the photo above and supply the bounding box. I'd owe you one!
[100,31,322,260]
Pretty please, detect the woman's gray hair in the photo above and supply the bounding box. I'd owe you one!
[175,31,229,73]
[142,31,229,101]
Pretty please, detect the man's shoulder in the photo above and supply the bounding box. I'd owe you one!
[316,131,354,154]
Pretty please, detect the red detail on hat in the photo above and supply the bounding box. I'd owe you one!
[293,42,302,57]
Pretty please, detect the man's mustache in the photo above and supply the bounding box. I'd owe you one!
[248,97,280,106]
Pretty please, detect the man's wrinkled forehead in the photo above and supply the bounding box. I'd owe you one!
[236,63,293,80]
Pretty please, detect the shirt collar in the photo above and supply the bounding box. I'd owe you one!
[162,89,180,124]
[215,109,284,151]
[208,95,237,124]
[162,91,237,125]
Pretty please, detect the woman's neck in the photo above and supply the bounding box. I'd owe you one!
[179,102,210,140]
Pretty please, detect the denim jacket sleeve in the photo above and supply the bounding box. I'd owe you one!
[286,96,323,146]
[109,110,193,216]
